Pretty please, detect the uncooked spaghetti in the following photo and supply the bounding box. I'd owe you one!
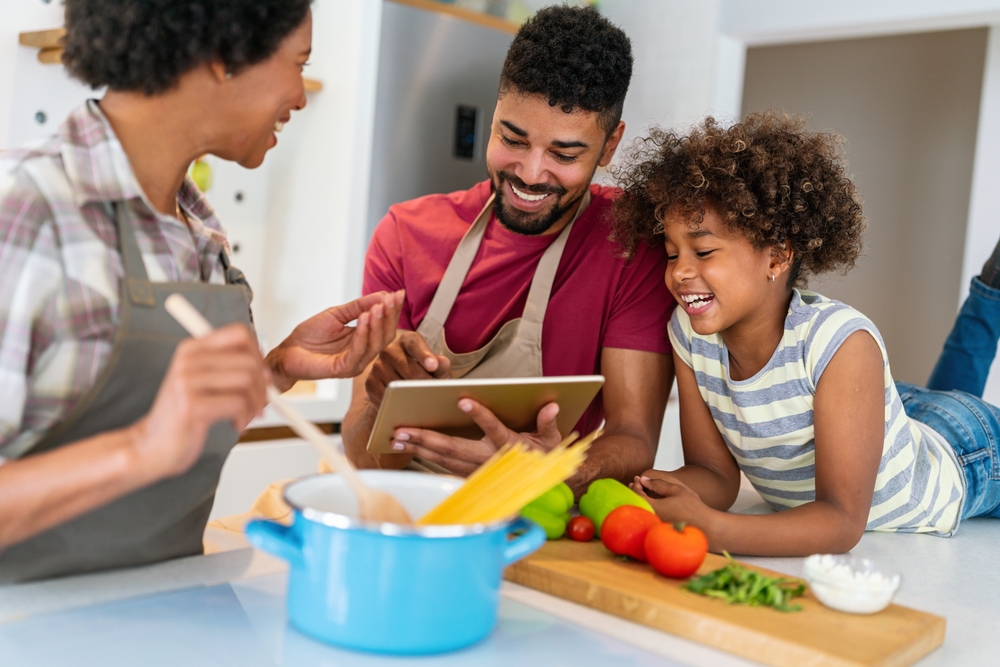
[417,429,600,525]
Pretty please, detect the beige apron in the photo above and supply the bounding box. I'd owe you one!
[0,198,253,583]
[416,189,591,378]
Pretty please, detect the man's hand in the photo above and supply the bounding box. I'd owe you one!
[267,291,404,392]
[365,330,451,407]
[388,399,563,476]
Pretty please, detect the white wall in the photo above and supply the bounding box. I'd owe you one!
[598,0,724,157]
[256,0,382,416]
[722,0,1000,45]
[2,1,90,148]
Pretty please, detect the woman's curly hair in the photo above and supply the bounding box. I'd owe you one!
[611,111,866,287]
[63,0,312,95]
[500,5,632,135]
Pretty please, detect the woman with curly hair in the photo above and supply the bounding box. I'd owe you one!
[0,0,403,582]
[613,111,1000,555]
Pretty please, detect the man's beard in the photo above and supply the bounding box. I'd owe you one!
[491,171,579,236]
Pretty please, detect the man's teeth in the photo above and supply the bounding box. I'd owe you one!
[274,121,285,133]
[682,294,714,307]
[511,184,549,202]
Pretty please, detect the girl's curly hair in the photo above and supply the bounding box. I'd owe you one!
[611,111,866,287]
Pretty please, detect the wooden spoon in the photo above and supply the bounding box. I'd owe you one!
[164,293,413,525]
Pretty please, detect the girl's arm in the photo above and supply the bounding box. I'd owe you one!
[635,331,886,556]
[641,348,743,511]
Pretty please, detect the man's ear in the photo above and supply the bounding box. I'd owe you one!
[598,121,626,167]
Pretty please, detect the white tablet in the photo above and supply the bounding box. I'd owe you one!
[365,375,605,455]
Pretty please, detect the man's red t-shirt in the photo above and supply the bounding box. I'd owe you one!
[363,180,676,432]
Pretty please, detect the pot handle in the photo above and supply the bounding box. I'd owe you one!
[502,517,547,567]
[245,519,304,568]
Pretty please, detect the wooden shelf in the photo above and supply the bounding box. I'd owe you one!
[18,27,63,49]
[18,28,322,92]
[389,0,521,34]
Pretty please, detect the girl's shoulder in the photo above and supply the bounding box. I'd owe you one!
[789,290,883,341]
[790,290,889,388]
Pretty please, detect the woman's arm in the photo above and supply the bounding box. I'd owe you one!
[635,331,886,556]
[0,325,268,550]
[0,426,151,550]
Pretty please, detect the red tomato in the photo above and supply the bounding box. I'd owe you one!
[600,505,661,561]
[567,516,595,541]
[644,523,708,578]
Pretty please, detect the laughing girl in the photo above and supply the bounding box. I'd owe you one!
[612,111,1000,556]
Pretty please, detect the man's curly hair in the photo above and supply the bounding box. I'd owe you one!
[63,0,312,94]
[500,5,632,135]
[611,111,866,287]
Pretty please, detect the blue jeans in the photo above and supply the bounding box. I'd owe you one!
[928,277,1000,396]
[897,277,1000,520]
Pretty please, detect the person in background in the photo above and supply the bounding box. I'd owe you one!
[342,5,676,494]
[612,112,1000,556]
[0,0,402,583]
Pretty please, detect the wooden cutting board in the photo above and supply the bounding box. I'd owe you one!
[505,540,944,667]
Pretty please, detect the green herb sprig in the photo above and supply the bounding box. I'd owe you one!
[683,552,806,612]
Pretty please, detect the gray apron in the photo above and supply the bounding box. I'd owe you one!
[0,200,252,584]
[416,189,591,378]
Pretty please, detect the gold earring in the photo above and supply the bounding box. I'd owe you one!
[769,272,776,282]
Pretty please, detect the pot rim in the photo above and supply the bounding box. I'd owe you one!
[283,473,516,538]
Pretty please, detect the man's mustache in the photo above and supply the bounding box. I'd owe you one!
[497,171,566,197]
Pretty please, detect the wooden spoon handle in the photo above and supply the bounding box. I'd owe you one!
[265,388,369,496]
[164,294,370,500]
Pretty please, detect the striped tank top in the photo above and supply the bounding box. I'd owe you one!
[669,290,964,535]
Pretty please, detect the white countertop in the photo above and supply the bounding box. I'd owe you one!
[0,548,705,667]
[732,488,997,667]
[1,486,994,666]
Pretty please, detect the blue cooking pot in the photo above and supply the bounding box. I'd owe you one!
[245,470,546,655]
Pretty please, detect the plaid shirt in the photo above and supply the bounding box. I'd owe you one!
[0,100,233,459]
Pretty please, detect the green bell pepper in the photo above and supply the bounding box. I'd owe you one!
[578,478,654,537]
[520,482,574,540]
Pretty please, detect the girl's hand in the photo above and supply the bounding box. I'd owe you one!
[631,473,711,527]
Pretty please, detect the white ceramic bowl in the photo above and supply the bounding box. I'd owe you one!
[804,554,901,614]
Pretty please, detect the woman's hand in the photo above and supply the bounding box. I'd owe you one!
[267,290,404,391]
[130,323,269,481]
[389,400,563,476]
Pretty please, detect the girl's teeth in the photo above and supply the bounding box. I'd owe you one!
[274,121,285,133]
[682,294,714,308]
[511,184,549,202]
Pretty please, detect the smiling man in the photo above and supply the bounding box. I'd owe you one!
[342,5,676,493]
